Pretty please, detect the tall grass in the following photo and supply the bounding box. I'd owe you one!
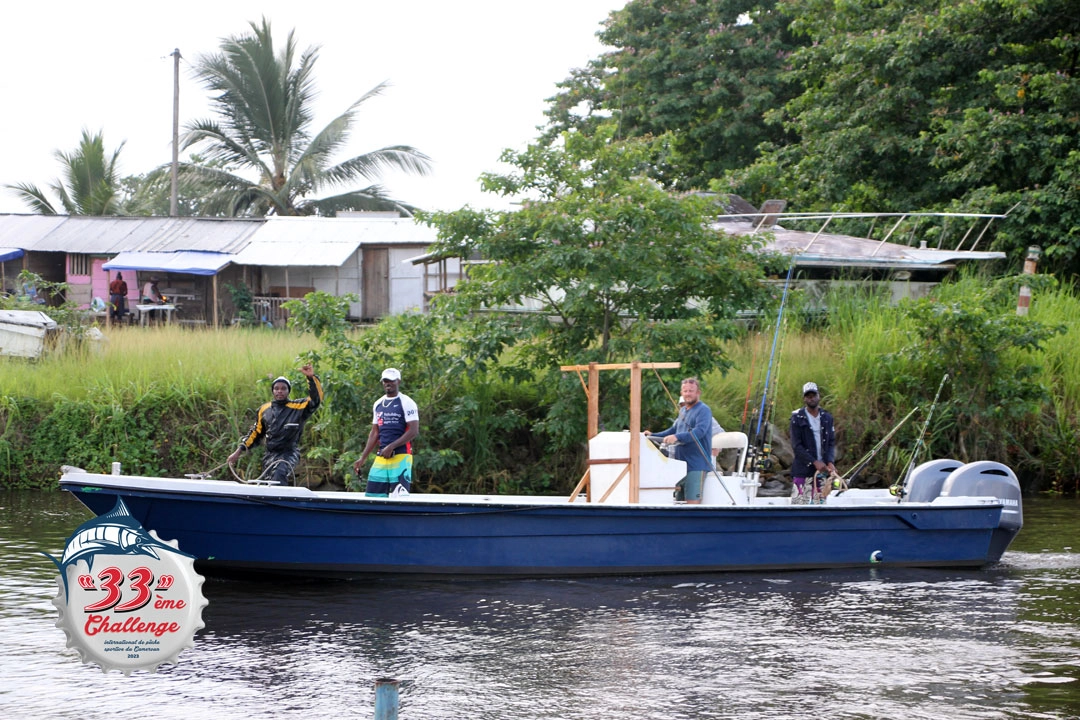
[0,326,321,488]
[1030,282,1080,416]
[0,326,315,402]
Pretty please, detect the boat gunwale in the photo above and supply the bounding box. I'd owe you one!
[59,472,1008,515]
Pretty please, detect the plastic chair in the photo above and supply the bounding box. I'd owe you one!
[713,431,749,474]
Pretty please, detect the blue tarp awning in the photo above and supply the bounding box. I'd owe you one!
[0,247,25,263]
[103,251,234,276]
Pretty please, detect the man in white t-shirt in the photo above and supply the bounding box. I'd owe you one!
[352,368,420,497]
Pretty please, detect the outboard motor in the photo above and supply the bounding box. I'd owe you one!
[904,458,964,502]
[939,461,1023,533]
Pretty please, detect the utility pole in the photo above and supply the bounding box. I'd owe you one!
[170,48,181,217]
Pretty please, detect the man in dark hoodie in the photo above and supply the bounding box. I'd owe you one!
[227,364,323,485]
[789,381,836,504]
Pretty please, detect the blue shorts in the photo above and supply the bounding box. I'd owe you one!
[365,453,413,497]
[675,471,705,502]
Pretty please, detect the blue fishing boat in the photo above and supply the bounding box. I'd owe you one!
[58,362,1023,579]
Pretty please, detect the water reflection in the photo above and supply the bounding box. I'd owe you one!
[3,490,1080,719]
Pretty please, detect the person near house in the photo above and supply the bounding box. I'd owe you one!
[142,277,164,303]
[108,272,128,320]
[645,377,713,504]
[227,364,323,486]
[141,276,166,324]
[789,381,837,504]
[353,368,420,497]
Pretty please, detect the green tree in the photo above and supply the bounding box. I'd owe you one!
[422,130,768,448]
[120,162,222,217]
[5,129,126,215]
[545,0,805,190]
[727,0,1080,273]
[180,18,432,217]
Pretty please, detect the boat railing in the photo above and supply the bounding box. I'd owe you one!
[715,210,1011,253]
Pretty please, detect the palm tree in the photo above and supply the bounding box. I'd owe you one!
[6,129,126,215]
[180,18,432,217]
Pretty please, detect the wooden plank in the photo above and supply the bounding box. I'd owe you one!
[629,361,641,503]
[560,362,680,372]
[598,465,630,503]
[567,469,590,503]
[587,362,599,440]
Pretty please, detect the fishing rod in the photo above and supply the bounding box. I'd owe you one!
[891,373,950,501]
[757,313,790,472]
[739,338,760,434]
[751,257,796,467]
[833,405,920,494]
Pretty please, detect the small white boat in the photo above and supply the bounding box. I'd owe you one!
[0,310,57,359]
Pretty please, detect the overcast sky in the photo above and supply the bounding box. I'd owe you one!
[0,1,626,215]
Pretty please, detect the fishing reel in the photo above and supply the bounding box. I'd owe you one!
[755,443,774,472]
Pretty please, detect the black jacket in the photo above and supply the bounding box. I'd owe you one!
[789,406,836,478]
[238,375,323,455]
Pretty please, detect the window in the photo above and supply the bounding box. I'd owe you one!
[69,254,92,276]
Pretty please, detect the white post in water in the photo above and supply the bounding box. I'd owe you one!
[374,678,399,720]
[1017,245,1040,316]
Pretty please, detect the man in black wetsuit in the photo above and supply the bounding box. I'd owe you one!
[227,364,323,485]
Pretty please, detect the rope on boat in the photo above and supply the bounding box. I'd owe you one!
[229,457,294,486]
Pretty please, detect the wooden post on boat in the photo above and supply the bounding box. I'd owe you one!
[561,361,680,504]
[374,678,399,719]
[587,362,599,439]
[629,361,642,503]
[582,362,601,501]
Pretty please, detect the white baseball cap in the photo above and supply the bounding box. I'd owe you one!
[381,368,401,382]
[802,381,819,395]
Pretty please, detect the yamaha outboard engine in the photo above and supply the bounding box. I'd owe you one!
[939,461,1023,531]
[940,461,1023,561]
[905,458,964,502]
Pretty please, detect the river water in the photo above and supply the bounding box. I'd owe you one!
[2,490,1080,720]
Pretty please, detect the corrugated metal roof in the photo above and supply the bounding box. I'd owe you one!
[716,219,1005,269]
[0,215,263,255]
[232,216,437,267]
[0,215,68,247]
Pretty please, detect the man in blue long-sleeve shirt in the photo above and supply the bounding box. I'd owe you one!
[646,377,713,504]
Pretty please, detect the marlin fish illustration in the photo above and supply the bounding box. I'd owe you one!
[44,498,190,596]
